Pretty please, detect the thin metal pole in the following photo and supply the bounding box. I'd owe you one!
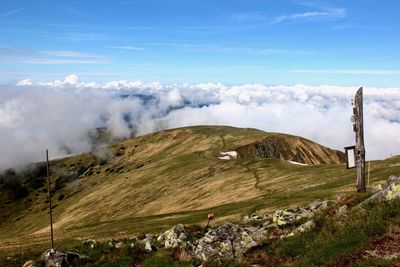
[46,149,55,249]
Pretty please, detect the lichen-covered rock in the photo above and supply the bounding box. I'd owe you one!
[157,224,188,249]
[272,210,296,226]
[364,176,400,203]
[194,223,257,262]
[293,220,315,236]
[40,249,81,267]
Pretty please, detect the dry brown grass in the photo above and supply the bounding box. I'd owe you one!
[0,125,399,253]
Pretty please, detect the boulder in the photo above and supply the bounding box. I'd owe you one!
[194,223,257,262]
[40,249,81,267]
[363,176,400,203]
[157,224,188,249]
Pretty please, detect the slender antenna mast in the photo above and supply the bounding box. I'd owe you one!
[46,149,55,249]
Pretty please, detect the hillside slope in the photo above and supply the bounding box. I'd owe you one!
[0,126,398,252]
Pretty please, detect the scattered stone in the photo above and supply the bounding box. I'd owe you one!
[82,239,97,249]
[319,201,328,211]
[107,239,117,248]
[22,260,36,267]
[115,241,125,249]
[194,223,257,262]
[145,233,154,241]
[336,205,348,214]
[293,220,315,236]
[145,240,152,251]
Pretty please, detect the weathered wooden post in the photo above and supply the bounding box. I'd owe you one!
[46,149,55,249]
[353,87,366,192]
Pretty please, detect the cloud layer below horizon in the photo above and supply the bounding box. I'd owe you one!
[1,74,399,170]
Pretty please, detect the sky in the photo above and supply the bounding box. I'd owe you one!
[0,1,399,169]
[0,0,400,86]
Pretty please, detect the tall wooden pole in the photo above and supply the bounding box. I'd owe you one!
[353,88,366,192]
[46,149,55,249]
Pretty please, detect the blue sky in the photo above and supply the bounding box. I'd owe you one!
[0,0,399,86]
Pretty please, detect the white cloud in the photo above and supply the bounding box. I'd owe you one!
[0,75,399,169]
[16,79,33,86]
[273,8,346,24]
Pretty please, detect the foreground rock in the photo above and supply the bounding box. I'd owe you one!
[157,224,188,249]
[194,223,257,262]
[40,250,74,267]
[40,249,88,267]
[366,175,400,202]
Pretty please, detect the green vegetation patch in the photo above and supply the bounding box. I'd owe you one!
[264,197,400,266]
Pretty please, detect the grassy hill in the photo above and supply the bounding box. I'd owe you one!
[0,125,399,255]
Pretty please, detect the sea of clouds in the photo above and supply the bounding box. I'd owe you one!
[0,74,399,169]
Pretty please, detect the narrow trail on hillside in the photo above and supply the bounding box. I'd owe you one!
[219,134,226,149]
[240,162,263,193]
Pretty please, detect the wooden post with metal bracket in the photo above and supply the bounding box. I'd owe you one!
[353,87,366,192]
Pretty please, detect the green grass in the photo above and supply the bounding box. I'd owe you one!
[259,196,400,266]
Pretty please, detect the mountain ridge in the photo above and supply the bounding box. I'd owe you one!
[0,125,398,254]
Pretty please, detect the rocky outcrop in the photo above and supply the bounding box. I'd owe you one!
[235,135,345,165]
[194,223,257,262]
